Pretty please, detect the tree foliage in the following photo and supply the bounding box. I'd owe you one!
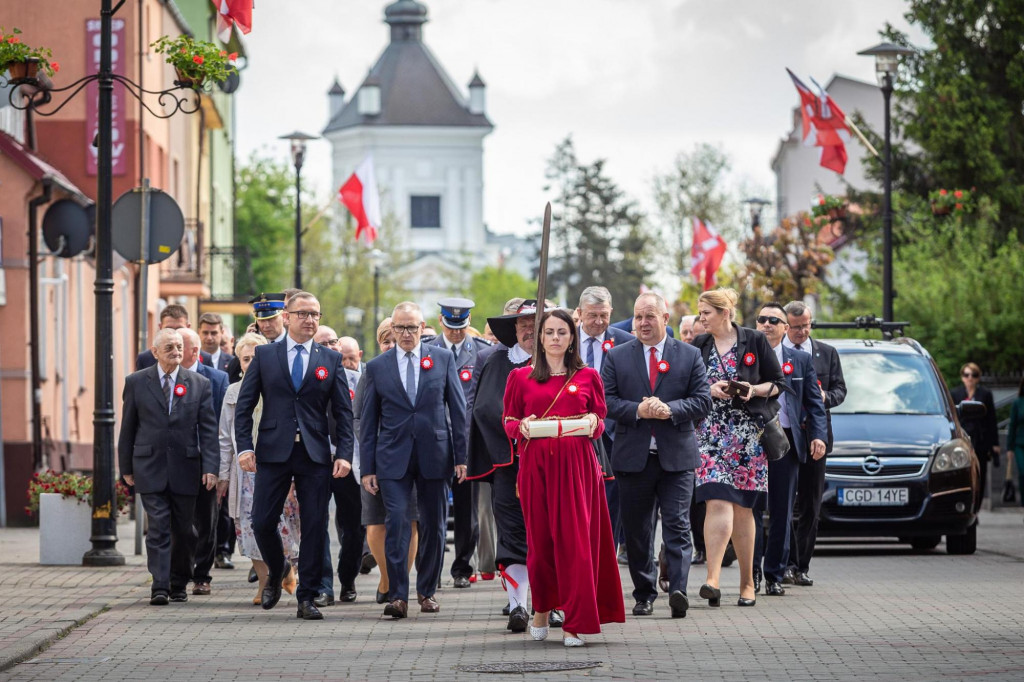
[234,153,297,300]
[468,265,535,324]
[543,136,653,312]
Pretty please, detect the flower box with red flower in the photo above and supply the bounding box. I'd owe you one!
[151,34,238,90]
[601,339,614,353]
[420,356,434,371]
[1,27,59,79]
[810,194,847,220]
[657,360,670,374]
[314,366,329,381]
[173,384,187,397]
[459,369,472,383]
[929,187,973,216]
[743,353,756,366]
[782,361,794,375]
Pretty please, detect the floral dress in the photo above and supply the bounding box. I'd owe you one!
[694,344,767,509]
[236,472,300,564]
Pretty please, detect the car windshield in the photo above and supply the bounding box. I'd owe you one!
[832,351,944,415]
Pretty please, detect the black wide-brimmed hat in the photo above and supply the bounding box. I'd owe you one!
[486,299,557,348]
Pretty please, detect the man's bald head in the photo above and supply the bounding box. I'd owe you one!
[338,336,362,371]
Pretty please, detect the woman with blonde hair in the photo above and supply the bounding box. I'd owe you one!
[691,288,785,607]
[219,333,300,604]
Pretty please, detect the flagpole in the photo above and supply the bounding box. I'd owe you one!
[844,116,880,158]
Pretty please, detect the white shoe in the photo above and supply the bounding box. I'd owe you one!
[563,635,585,647]
[529,625,548,641]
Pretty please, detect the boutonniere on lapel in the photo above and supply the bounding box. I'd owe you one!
[421,356,434,371]
[459,368,472,382]
[657,359,670,374]
[743,352,756,366]
[782,361,794,375]
[314,366,329,381]
[601,339,614,352]
[566,382,579,395]
[174,384,187,397]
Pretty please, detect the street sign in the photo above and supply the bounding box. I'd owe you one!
[42,200,95,258]
[111,186,183,263]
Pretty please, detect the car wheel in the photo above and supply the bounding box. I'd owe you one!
[946,522,977,555]
[911,536,941,550]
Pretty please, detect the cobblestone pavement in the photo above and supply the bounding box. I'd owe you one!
[1,511,1022,681]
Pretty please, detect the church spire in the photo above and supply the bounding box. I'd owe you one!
[385,1,428,42]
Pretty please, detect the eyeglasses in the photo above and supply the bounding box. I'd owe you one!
[962,371,979,378]
[289,310,323,321]
[756,315,785,326]
[392,325,421,335]
[322,338,339,347]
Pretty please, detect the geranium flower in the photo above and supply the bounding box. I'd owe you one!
[192,55,204,65]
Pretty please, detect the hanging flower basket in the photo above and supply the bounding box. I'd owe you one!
[152,35,237,90]
[811,194,847,220]
[174,67,205,89]
[929,188,973,216]
[6,57,39,79]
[1,27,59,79]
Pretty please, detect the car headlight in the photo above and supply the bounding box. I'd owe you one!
[931,440,972,472]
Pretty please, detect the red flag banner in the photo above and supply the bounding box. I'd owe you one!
[786,68,851,175]
[338,155,382,244]
[690,217,727,291]
[213,0,253,42]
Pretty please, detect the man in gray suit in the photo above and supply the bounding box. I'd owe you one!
[602,292,712,619]
[118,328,219,605]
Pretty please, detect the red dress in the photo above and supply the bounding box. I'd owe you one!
[502,366,625,635]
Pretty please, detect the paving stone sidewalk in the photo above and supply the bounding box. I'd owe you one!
[0,511,1022,681]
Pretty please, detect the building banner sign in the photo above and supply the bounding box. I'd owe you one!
[86,18,127,176]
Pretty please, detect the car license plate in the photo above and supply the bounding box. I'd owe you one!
[838,487,909,506]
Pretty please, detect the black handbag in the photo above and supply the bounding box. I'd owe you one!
[1003,480,1017,504]
[760,414,790,462]
[590,436,615,481]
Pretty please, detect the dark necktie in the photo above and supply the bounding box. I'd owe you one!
[586,337,595,368]
[452,344,459,358]
[648,347,658,392]
[162,373,172,414]
[291,345,305,391]
[405,351,417,403]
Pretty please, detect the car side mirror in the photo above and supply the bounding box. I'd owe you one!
[957,400,986,420]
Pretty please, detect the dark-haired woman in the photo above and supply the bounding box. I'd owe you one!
[951,362,1000,499]
[502,309,625,647]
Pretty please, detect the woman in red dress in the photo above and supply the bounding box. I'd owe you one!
[502,308,625,647]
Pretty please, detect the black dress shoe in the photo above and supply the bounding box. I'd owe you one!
[766,581,785,596]
[150,593,169,606]
[722,543,737,567]
[360,552,377,575]
[737,597,757,607]
[169,591,188,603]
[247,567,258,583]
[632,600,654,616]
[669,590,689,618]
[376,590,388,605]
[691,550,707,565]
[214,553,235,570]
[795,572,814,586]
[698,583,721,607]
[261,560,289,610]
[753,565,763,594]
[453,576,471,589]
[296,601,324,620]
[339,585,357,602]
[313,592,335,607]
[502,604,511,616]
[782,567,796,585]
[507,605,528,632]
[548,609,564,628]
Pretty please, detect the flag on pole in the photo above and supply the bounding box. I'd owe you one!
[690,217,727,291]
[786,68,851,175]
[213,1,253,43]
[338,155,382,244]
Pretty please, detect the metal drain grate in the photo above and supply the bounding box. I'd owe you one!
[455,660,603,674]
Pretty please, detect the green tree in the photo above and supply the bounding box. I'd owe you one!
[468,265,534,323]
[543,136,653,312]
[874,1,1024,242]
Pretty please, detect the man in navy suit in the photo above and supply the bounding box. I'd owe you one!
[431,297,489,588]
[602,292,712,619]
[753,302,827,597]
[118,328,219,605]
[360,302,468,619]
[235,292,354,621]
[576,286,633,560]
[136,304,212,370]
[198,312,235,374]
[178,328,229,596]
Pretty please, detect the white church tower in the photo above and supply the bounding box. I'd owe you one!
[323,0,494,310]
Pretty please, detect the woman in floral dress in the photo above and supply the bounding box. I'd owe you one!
[691,289,784,607]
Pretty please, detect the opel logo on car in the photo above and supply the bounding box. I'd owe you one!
[862,455,883,475]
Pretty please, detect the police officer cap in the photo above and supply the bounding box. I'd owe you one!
[438,297,475,329]
[249,292,286,320]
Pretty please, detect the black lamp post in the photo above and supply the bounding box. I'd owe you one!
[369,248,385,328]
[742,197,771,230]
[858,42,913,323]
[279,131,318,290]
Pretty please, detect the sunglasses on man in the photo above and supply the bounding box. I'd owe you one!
[962,371,979,378]
[756,315,785,326]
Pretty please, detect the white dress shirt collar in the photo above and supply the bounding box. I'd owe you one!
[508,344,531,364]
[782,335,809,353]
[642,335,668,360]
[287,336,314,355]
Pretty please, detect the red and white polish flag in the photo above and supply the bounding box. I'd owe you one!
[690,217,727,291]
[213,0,253,43]
[338,155,382,244]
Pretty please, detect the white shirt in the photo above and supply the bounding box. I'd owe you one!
[773,342,790,428]
[210,349,222,368]
[443,338,462,358]
[286,336,313,381]
[782,336,810,354]
[642,335,668,449]
[580,327,609,374]
[508,344,531,365]
[159,365,180,413]
[397,345,422,395]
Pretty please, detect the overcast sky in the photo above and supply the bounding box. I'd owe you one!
[235,0,926,236]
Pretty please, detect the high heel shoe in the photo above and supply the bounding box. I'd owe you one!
[529,625,549,641]
[737,597,756,607]
[281,561,296,596]
[699,583,721,607]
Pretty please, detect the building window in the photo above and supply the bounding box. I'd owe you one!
[410,195,441,228]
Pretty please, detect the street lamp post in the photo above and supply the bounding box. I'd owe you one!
[279,131,318,290]
[742,197,771,231]
[369,248,385,328]
[858,42,913,323]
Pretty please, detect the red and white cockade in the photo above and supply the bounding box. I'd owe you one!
[743,352,756,366]
[421,356,434,371]
[459,369,472,382]
[315,366,329,381]
[567,383,579,394]
[657,360,670,374]
[601,339,614,353]
[782,361,794,375]
[174,384,187,397]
